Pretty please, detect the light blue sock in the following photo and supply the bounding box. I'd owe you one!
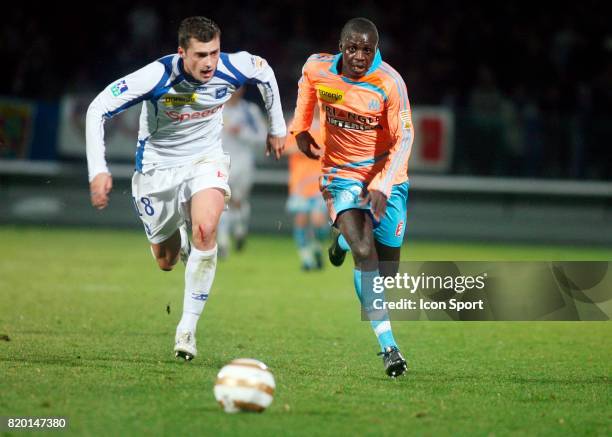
[294,226,313,267]
[293,226,308,248]
[314,225,327,243]
[338,234,350,252]
[353,268,398,352]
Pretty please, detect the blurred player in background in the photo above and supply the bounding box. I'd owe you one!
[86,16,286,361]
[291,17,413,377]
[285,113,327,271]
[217,87,267,258]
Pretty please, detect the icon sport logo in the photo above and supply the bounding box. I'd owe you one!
[110,80,128,96]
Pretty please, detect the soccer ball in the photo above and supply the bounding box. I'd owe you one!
[214,358,275,413]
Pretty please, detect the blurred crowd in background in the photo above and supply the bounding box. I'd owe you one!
[2,1,610,179]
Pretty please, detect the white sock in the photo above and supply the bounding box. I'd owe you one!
[299,246,314,267]
[177,245,218,334]
[310,239,321,256]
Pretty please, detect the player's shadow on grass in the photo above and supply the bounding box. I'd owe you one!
[0,355,207,369]
[0,355,244,377]
[11,330,170,336]
[363,371,609,386]
[196,405,351,416]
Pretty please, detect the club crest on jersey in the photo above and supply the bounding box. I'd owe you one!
[317,85,344,103]
[162,93,196,107]
[368,99,380,111]
[110,80,128,96]
[215,87,228,99]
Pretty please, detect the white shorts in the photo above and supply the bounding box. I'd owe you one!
[226,148,255,202]
[131,155,231,244]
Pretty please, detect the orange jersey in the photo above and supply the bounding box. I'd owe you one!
[286,124,323,197]
[289,51,414,197]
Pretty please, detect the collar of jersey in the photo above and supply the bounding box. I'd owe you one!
[177,57,206,86]
[329,49,382,77]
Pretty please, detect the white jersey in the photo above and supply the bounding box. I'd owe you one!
[86,51,286,181]
[222,100,267,156]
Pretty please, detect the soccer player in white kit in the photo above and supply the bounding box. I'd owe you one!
[86,16,286,360]
[217,87,267,258]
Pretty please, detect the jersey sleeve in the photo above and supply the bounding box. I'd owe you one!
[289,57,318,135]
[229,51,286,137]
[85,61,166,181]
[367,73,414,197]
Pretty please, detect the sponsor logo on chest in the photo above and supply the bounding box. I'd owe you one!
[162,93,197,107]
[161,85,228,109]
[316,85,344,103]
[165,104,223,123]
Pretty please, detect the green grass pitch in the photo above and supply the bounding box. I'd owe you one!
[1,226,610,435]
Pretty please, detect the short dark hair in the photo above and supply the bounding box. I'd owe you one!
[178,16,221,49]
[340,17,379,46]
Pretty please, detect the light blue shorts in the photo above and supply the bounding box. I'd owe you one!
[286,193,327,214]
[321,177,409,247]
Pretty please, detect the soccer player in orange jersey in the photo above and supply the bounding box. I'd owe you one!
[285,117,328,271]
[290,18,413,377]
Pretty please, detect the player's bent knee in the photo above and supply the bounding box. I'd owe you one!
[151,243,180,271]
[157,258,175,271]
[351,240,374,262]
[294,213,308,227]
[192,222,217,249]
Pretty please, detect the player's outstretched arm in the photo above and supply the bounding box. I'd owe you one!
[232,52,287,158]
[368,70,414,199]
[289,57,318,143]
[90,172,113,210]
[85,61,166,205]
[295,131,321,160]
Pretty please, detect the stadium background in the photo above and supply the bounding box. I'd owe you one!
[1,2,611,435]
[1,0,611,243]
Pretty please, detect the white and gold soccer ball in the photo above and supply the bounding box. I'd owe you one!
[214,358,275,413]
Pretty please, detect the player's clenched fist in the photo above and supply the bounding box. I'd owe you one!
[90,172,113,210]
[365,189,388,221]
[295,131,322,160]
